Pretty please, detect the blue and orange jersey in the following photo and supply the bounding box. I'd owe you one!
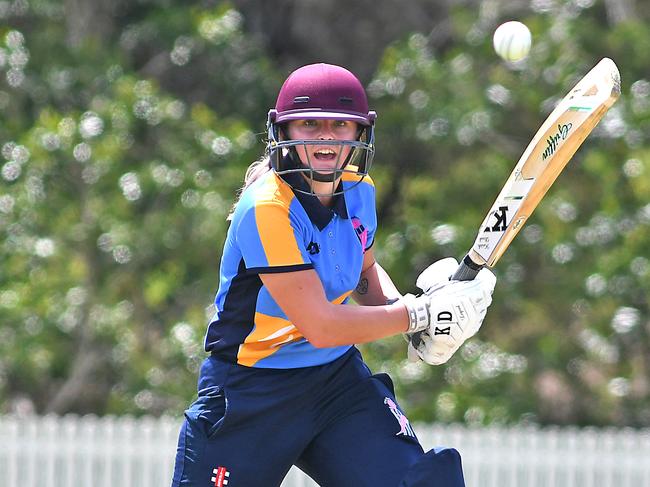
[204,166,377,368]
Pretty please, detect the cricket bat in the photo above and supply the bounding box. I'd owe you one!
[452,57,621,281]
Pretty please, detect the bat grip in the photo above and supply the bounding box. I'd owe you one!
[452,254,484,281]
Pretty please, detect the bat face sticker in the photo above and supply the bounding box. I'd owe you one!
[483,206,509,233]
[474,201,521,262]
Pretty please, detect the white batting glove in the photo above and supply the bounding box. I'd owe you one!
[416,257,459,295]
[401,257,460,334]
[402,262,496,365]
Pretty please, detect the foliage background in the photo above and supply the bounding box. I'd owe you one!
[1,0,649,427]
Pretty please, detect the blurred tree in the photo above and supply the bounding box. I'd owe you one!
[0,1,273,414]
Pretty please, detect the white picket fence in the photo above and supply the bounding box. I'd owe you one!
[1,415,650,487]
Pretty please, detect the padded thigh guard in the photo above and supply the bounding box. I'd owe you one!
[398,447,466,487]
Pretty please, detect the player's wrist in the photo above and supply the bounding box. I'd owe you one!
[401,293,430,333]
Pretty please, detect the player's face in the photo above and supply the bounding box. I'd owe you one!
[286,119,359,173]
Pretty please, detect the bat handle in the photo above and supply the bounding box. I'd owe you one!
[452,254,484,281]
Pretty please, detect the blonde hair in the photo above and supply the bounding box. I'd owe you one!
[243,155,272,189]
[227,155,272,220]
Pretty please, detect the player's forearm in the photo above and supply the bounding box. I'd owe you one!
[352,262,402,306]
[305,300,409,348]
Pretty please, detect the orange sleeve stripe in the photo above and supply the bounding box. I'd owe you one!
[237,293,353,366]
[341,172,374,187]
[237,313,303,367]
[332,291,353,304]
[255,176,305,266]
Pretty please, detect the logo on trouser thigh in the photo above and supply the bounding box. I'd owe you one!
[211,466,230,486]
[384,397,416,438]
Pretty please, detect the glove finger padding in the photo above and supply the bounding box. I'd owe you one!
[462,307,487,341]
[440,267,497,317]
[406,268,497,364]
[410,331,457,365]
[416,257,459,294]
[472,267,497,308]
[475,266,497,290]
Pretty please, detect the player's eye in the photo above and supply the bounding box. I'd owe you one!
[302,120,318,128]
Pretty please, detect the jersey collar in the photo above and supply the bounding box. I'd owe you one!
[279,160,349,231]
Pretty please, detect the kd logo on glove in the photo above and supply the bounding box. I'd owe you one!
[434,309,457,336]
[437,311,452,322]
[434,310,454,335]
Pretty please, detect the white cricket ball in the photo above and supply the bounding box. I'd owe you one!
[493,21,532,62]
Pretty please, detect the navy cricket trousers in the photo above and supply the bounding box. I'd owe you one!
[171,347,465,487]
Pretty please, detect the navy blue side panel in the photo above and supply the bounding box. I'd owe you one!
[205,259,262,363]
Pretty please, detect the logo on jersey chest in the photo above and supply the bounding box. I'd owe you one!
[351,217,368,250]
[306,241,320,255]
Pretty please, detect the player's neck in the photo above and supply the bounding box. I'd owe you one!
[317,195,334,207]
[309,179,340,208]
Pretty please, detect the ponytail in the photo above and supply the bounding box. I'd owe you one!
[243,155,272,190]
[227,155,272,220]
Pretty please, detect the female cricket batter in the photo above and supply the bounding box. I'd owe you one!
[171,63,496,487]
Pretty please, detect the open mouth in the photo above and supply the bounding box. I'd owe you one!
[313,148,338,161]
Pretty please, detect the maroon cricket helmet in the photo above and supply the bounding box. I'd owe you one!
[266,63,377,197]
[270,63,376,126]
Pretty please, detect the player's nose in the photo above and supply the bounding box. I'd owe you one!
[318,120,336,140]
